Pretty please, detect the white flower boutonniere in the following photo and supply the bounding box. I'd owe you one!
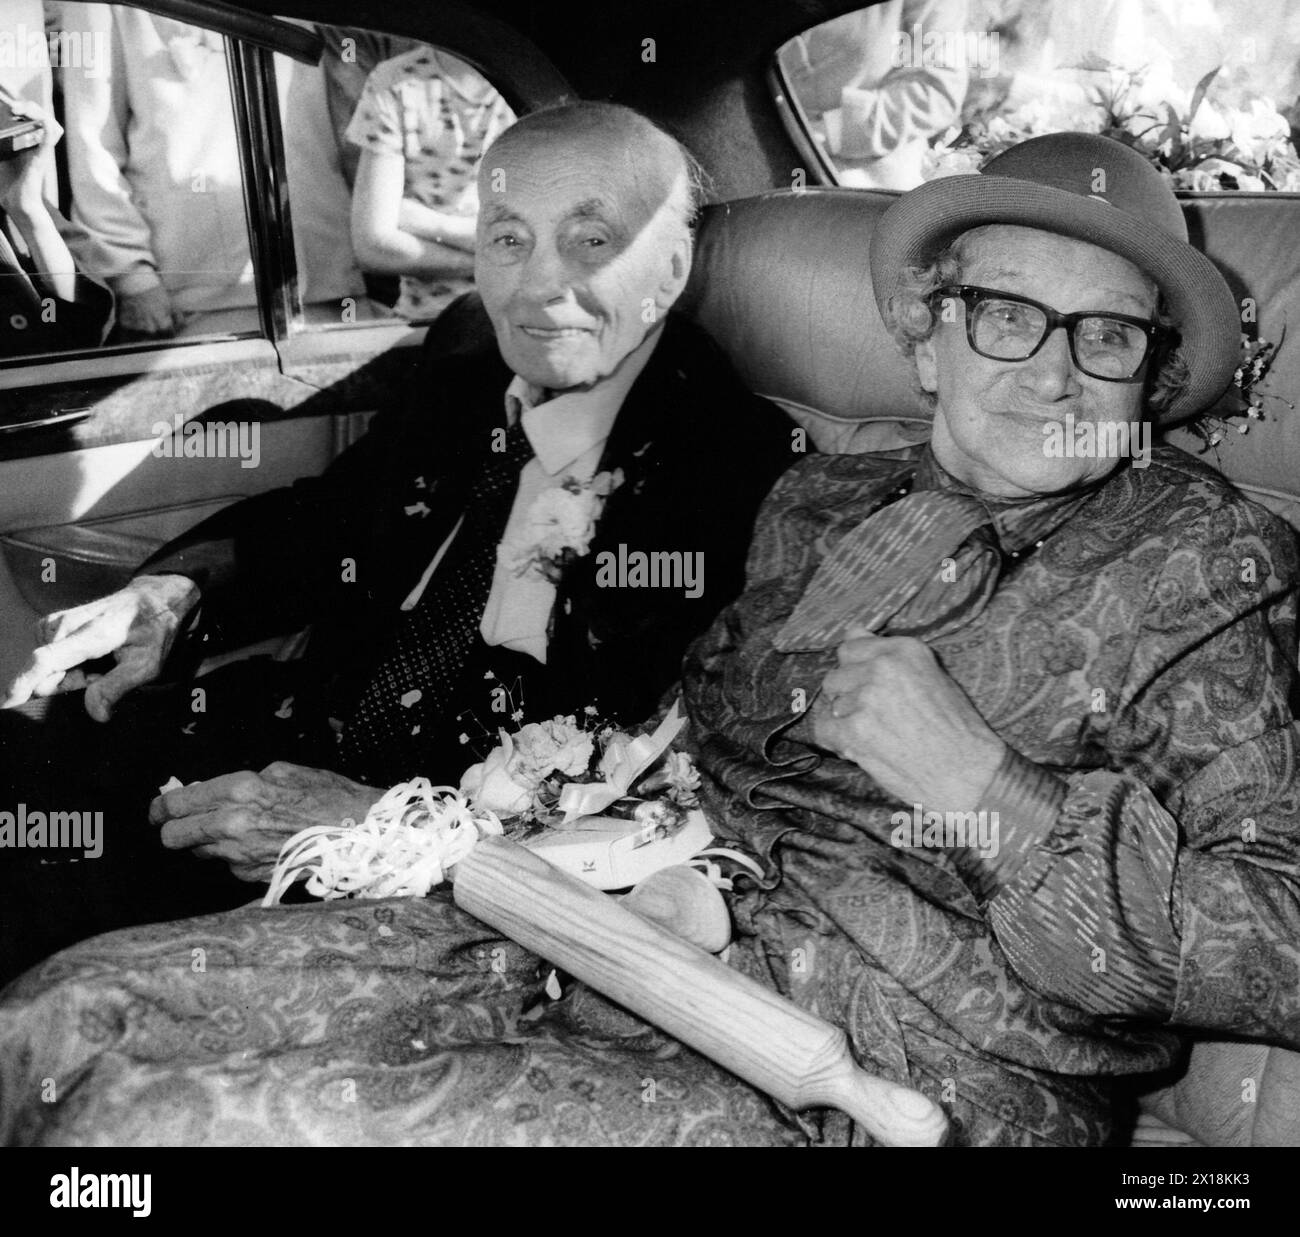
[510,469,624,583]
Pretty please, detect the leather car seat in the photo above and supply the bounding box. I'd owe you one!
[682,188,1300,532]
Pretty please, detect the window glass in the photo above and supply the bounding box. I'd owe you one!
[777,0,1300,192]
[275,26,516,332]
[0,1,260,363]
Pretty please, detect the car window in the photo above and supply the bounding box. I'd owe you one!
[0,1,260,366]
[273,25,516,334]
[775,0,1300,193]
[0,5,526,414]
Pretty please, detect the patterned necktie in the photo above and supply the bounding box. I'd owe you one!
[339,421,534,782]
[773,490,1002,652]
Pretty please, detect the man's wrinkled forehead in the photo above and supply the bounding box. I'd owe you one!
[478,130,685,232]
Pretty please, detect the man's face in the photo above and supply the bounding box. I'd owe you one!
[475,132,692,391]
[914,226,1158,497]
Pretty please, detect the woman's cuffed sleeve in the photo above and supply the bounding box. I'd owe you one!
[962,500,1300,1041]
[975,767,1183,1020]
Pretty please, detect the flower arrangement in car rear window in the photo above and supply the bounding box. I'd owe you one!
[926,60,1300,192]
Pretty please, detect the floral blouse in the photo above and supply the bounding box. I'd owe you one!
[345,46,514,321]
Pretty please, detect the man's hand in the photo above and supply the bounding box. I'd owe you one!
[808,631,1005,811]
[14,574,201,720]
[151,762,382,883]
[0,631,56,707]
[117,285,176,337]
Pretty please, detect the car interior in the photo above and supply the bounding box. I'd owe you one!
[0,0,1298,1146]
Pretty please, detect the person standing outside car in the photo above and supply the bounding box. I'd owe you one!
[780,0,970,189]
[347,44,514,321]
[0,86,112,355]
[53,3,254,340]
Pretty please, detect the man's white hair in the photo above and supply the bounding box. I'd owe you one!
[481,100,708,234]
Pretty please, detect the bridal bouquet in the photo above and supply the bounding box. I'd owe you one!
[262,703,702,905]
[458,702,700,828]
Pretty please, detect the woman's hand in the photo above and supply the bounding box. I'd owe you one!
[351,147,476,278]
[0,92,55,218]
[151,762,382,883]
[808,630,1005,811]
[0,138,46,219]
[0,92,87,305]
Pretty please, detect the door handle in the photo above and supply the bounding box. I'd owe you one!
[0,408,93,434]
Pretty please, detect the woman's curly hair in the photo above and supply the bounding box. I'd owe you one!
[884,225,1192,418]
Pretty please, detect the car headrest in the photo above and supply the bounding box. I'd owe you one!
[1165,196,1300,532]
[679,189,932,453]
[681,188,1300,533]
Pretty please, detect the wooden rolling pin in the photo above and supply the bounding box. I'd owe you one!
[453,835,949,1147]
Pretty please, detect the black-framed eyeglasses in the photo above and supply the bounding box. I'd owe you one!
[931,285,1165,383]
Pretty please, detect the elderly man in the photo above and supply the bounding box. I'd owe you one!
[0,132,1295,1149]
[0,102,793,979]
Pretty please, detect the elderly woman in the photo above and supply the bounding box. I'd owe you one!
[0,133,1295,1148]
[682,131,1300,1145]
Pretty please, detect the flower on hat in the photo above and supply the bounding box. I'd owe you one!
[1185,332,1292,453]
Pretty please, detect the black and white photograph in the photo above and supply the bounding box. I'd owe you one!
[0,0,1297,1198]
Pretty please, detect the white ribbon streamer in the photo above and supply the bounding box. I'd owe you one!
[262,778,503,906]
[555,701,689,823]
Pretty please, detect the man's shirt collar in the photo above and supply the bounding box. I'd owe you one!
[503,324,663,476]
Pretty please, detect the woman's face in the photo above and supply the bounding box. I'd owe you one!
[914,226,1159,498]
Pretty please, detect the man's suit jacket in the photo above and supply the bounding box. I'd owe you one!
[143,299,798,784]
